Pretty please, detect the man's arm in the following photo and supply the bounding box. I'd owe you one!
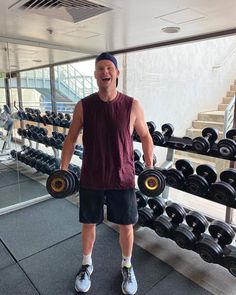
[60,101,83,170]
[132,100,154,168]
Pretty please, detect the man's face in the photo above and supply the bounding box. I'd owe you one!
[94,60,119,89]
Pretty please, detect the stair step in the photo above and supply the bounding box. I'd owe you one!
[218,103,228,111]
[192,120,224,131]
[198,111,224,122]
[230,85,236,91]
[186,128,224,140]
[223,97,234,104]
[226,91,236,97]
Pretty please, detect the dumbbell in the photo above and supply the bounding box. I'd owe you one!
[137,168,166,197]
[135,190,148,208]
[142,154,157,166]
[186,164,217,196]
[10,149,17,159]
[210,168,236,206]
[137,196,166,228]
[134,149,141,162]
[196,220,235,264]
[165,159,194,189]
[173,211,208,250]
[133,121,156,142]
[147,121,156,135]
[46,169,80,198]
[224,249,236,277]
[217,128,236,158]
[135,154,157,176]
[153,202,186,238]
[152,123,174,145]
[192,127,218,153]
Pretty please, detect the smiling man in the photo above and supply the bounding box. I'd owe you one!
[60,52,154,294]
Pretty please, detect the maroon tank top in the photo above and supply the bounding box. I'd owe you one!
[80,92,135,190]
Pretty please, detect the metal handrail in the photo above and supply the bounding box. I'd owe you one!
[223,94,235,137]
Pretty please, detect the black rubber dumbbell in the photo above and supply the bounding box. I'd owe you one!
[196,220,235,264]
[46,169,80,198]
[192,127,218,153]
[224,248,236,277]
[173,211,208,250]
[133,121,156,142]
[137,196,166,229]
[138,168,166,197]
[152,123,174,145]
[135,154,157,176]
[134,149,142,162]
[210,168,236,206]
[186,164,217,196]
[166,159,194,189]
[153,202,186,238]
[135,190,148,209]
[217,128,236,158]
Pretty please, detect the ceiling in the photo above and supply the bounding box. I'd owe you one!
[1,0,236,73]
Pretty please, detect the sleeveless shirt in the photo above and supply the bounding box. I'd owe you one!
[80,92,135,190]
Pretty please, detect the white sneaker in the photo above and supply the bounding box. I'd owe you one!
[75,264,93,293]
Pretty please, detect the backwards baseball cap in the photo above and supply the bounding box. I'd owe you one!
[95,52,118,69]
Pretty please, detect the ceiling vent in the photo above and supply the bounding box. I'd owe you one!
[9,0,112,23]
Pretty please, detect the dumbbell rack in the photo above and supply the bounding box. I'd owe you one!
[134,130,236,224]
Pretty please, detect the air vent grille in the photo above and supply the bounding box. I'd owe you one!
[9,0,112,23]
[21,0,106,10]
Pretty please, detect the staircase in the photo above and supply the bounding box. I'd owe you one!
[174,85,236,174]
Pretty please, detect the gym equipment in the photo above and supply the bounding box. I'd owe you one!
[142,154,157,166]
[186,164,217,196]
[135,160,145,176]
[137,168,166,197]
[135,190,148,208]
[137,196,165,228]
[152,123,174,145]
[224,249,236,277]
[134,149,141,162]
[153,202,186,238]
[192,127,218,153]
[196,220,235,264]
[165,159,194,189]
[133,121,156,141]
[173,211,208,250]
[217,128,236,158]
[46,169,80,198]
[210,168,236,206]
[147,121,156,134]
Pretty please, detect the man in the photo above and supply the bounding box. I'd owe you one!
[60,52,154,294]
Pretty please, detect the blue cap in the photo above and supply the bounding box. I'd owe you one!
[95,52,118,68]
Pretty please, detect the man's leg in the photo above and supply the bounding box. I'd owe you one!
[119,224,137,295]
[119,224,134,264]
[75,224,96,293]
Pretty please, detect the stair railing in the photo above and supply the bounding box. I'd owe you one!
[223,94,235,137]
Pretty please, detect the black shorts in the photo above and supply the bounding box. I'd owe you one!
[79,187,138,225]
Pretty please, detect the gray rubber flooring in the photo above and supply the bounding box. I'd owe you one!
[0,199,213,295]
[0,167,47,209]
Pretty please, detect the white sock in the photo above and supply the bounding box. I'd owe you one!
[82,254,92,266]
[122,255,132,268]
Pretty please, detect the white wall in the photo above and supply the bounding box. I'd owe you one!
[116,35,236,164]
